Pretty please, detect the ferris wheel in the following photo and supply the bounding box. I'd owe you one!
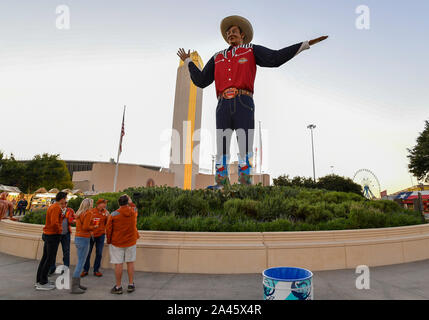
[353,169,381,199]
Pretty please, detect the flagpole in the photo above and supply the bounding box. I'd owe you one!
[259,120,262,175]
[113,105,126,192]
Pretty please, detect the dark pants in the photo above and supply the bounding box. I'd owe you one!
[36,234,61,285]
[49,232,71,274]
[83,234,105,273]
[216,94,255,161]
[17,207,26,215]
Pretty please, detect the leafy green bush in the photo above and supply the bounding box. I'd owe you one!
[22,210,46,225]
[224,198,259,219]
[20,185,425,232]
[257,196,289,221]
[171,192,209,218]
[67,196,83,212]
[349,203,387,229]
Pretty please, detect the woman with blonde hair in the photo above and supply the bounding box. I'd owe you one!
[72,198,98,294]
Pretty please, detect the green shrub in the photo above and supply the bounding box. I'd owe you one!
[19,185,425,232]
[224,198,259,219]
[349,204,387,229]
[262,219,293,232]
[305,205,334,224]
[171,192,209,217]
[256,196,288,221]
[322,191,363,204]
[151,193,173,214]
[22,210,46,225]
[365,200,402,214]
[67,196,83,212]
[386,212,423,227]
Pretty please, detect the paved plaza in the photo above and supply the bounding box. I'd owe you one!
[1,252,429,300]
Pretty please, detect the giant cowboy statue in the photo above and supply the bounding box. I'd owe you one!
[177,15,328,190]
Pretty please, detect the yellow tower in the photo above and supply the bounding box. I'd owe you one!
[169,52,204,189]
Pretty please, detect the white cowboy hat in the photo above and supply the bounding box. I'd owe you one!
[220,15,253,45]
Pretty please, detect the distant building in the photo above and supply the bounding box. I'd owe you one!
[68,159,269,193]
[384,185,429,215]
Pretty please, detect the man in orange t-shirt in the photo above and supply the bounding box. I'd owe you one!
[106,194,139,294]
[82,199,109,277]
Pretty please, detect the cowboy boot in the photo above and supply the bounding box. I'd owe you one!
[207,156,230,190]
[238,153,253,185]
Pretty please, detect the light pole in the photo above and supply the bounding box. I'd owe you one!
[307,124,317,182]
[211,155,216,175]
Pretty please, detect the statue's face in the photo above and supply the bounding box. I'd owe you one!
[226,25,245,46]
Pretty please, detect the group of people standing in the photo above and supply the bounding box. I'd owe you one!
[0,193,28,219]
[35,192,139,294]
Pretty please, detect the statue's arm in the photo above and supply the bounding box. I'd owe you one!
[185,56,215,88]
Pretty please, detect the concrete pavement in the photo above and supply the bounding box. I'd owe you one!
[0,252,429,300]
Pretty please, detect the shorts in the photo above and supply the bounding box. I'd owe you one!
[109,244,136,264]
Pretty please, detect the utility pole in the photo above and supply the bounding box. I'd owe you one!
[113,106,126,192]
[211,155,216,175]
[307,124,317,182]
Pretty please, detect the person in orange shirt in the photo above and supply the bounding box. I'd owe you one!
[71,198,98,294]
[48,204,76,276]
[106,194,140,294]
[82,199,109,277]
[35,191,68,291]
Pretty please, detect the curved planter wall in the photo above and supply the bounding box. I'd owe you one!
[1,220,429,274]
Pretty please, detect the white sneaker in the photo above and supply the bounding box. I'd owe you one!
[35,283,56,291]
[34,281,54,287]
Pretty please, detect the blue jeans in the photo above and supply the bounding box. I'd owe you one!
[214,94,255,185]
[83,234,105,273]
[49,232,71,274]
[216,94,255,159]
[73,236,90,278]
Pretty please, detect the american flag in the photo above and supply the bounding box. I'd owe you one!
[119,106,126,154]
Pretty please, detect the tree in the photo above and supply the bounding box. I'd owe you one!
[407,120,429,183]
[273,173,363,196]
[273,175,317,188]
[0,153,26,189]
[0,152,73,193]
[316,174,363,196]
[25,154,73,192]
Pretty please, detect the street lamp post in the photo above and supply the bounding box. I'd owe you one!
[307,124,317,182]
[211,155,216,175]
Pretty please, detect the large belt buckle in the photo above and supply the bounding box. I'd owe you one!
[223,87,238,99]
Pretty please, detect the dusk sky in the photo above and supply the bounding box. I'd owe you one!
[1,0,428,194]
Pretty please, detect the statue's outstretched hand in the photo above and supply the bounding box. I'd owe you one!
[309,36,328,46]
[177,48,191,61]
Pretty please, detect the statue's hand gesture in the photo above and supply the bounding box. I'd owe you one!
[177,48,191,61]
[309,36,328,46]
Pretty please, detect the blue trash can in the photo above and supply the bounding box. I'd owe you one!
[263,267,313,300]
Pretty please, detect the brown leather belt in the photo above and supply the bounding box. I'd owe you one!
[218,87,253,100]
